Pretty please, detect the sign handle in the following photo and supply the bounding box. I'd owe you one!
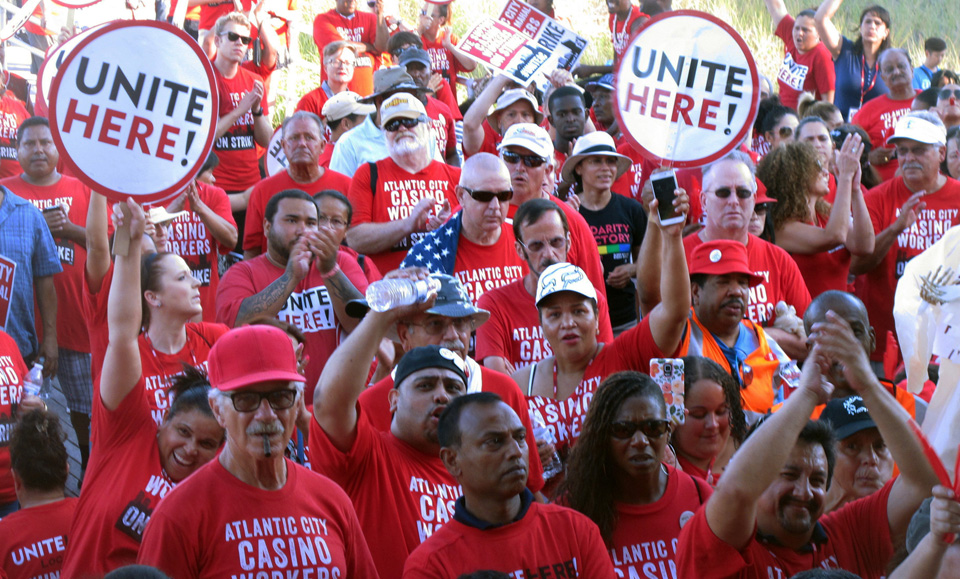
[66,8,74,32]
[112,202,131,257]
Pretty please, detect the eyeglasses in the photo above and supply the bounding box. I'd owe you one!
[318,214,348,229]
[501,151,548,168]
[227,390,298,413]
[329,59,354,68]
[384,116,425,132]
[222,31,253,45]
[940,89,960,100]
[407,317,475,335]
[778,126,794,138]
[518,236,567,253]
[610,419,670,440]
[708,187,754,199]
[461,187,513,203]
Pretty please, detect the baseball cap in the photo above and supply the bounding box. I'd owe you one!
[360,67,428,103]
[688,240,764,287]
[488,89,544,131]
[393,345,468,390]
[886,115,947,146]
[148,206,188,225]
[755,185,777,205]
[322,91,376,121]
[208,325,306,391]
[399,47,431,68]
[346,274,491,325]
[498,123,554,159]
[380,92,428,126]
[587,74,615,91]
[819,395,877,440]
[536,263,597,307]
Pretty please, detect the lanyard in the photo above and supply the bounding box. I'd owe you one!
[859,53,879,109]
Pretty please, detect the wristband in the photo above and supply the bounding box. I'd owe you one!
[320,263,341,281]
[252,107,264,117]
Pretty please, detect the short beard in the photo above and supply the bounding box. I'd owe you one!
[389,133,431,172]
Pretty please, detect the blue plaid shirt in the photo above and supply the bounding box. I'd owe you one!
[0,187,62,359]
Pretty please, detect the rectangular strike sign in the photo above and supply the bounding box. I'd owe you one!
[0,255,16,330]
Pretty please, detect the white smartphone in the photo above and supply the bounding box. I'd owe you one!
[650,169,686,227]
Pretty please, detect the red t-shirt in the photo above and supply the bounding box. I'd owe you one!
[612,141,658,202]
[318,142,335,168]
[505,200,609,303]
[3,175,91,352]
[402,501,616,578]
[425,96,457,161]
[788,213,851,299]
[451,230,526,302]
[475,279,614,370]
[157,182,236,322]
[0,331,27,505]
[422,30,465,90]
[312,9,381,97]
[0,95,29,179]
[348,158,460,273]
[609,467,713,577]
[357,362,545,493]
[684,233,812,325]
[852,92,918,182]
[62,380,178,576]
[137,458,379,578]
[308,410,462,579]
[0,498,78,578]
[859,177,960,361]
[466,121,502,159]
[198,0,252,30]
[138,322,228,427]
[216,252,369,395]
[434,78,463,121]
[774,16,837,110]
[213,66,268,192]
[609,5,647,69]
[243,168,352,253]
[525,316,672,455]
[676,480,894,578]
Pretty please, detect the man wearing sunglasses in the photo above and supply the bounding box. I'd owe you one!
[139,324,379,578]
[399,153,526,302]
[347,92,460,274]
[934,83,960,130]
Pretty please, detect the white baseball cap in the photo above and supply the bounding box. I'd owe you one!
[380,92,427,127]
[322,91,376,121]
[886,115,947,146]
[498,123,554,159]
[535,263,597,306]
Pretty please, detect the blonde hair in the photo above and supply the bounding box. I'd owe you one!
[214,12,250,36]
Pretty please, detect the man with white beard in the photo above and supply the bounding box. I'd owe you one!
[347,93,461,273]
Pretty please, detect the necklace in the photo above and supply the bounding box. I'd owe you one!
[552,344,601,399]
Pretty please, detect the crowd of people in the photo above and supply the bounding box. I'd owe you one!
[2,0,960,577]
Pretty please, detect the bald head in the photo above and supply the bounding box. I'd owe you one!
[804,290,875,354]
[460,153,513,190]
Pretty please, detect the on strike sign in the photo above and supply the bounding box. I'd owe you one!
[49,21,218,203]
[614,11,759,167]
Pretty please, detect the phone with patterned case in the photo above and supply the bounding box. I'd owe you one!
[650,358,685,425]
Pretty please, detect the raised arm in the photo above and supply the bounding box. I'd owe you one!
[462,75,510,157]
[851,193,925,275]
[647,192,691,354]
[635,176,664,316]
[705,345,832,549]
[889,486,960,579]
[814,0,844,59]
[101,200,146,411]
[85,191,111,293]
[845,149,876,256]
[763,0,790,28]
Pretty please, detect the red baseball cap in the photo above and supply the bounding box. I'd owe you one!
[208,325,305,391]
[689,240,764,287]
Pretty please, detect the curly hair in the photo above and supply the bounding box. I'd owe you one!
[757,141,830,232]
[676,356,747,446]
[11,409,69,492]
[559,371,665,544]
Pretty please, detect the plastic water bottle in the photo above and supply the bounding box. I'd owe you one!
[365,278,442,312]
[530,410,563,479]
[23,359,44,398]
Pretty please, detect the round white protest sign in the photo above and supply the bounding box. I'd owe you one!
[266,126,288,176]
[36,25,103,115]
[51,0,101,8]
[613,10,759,168]
[49,21,218,204]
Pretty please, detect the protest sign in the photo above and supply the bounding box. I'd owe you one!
[0,0,42,42]
[49,21,218,204]
[0,255,14,330]
[37,25,103,117]
[614,10,759,168]
[457,0,587,88]
[265,126,287,177]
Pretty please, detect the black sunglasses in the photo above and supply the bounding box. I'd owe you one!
[501,150,548,168]
[228,390,297,413]
[610,419,670,440]
[223,31,253,45]
[461,187,513,203]
[384,116,424,132]
[778,126,794,138]
[940,88,960,100]
[709,187,754,199]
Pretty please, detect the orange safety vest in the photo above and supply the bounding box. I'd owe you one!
[679,309,799,417]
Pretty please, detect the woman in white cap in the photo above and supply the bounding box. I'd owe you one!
[561,131,645,334]
[62,201,224,576]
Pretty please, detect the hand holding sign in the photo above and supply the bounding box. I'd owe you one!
[49,21,218,205]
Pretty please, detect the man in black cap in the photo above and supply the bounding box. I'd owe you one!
[399,47,460,166]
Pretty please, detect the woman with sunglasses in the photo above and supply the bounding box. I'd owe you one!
[561,132,645,335]
[757,136,874,299]
[561,372,713,575]
[514,193,689,495]
[759,104,799,157]
[671,356,748,485]
[62,201,224,576]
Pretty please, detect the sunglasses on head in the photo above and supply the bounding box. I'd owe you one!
[610,419,670,440]
[223,31,253,45]
[384,116,424,132]
[501,150,548,168]
[710,186,754,199]
[461,186,513,203]
[940,88,960,100]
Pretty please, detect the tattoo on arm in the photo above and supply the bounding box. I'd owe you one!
[235,272,295,326]
[326,271,363,303]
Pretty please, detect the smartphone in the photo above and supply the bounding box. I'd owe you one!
[650,358,685,425]
[42,204,62,214]
[650,169,685,226]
